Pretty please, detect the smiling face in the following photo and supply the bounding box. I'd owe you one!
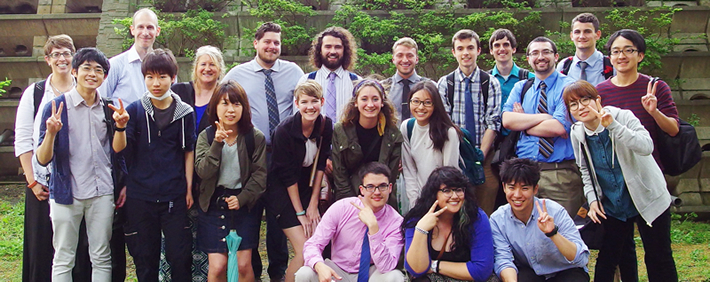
[490,37,516,64]
[296,93,324,123]
[609,36,644,74]
[195,54,219,85]
[144,71,172,97]
[410,89,433,125]
[452,38,480,70]
[45,47,73,76]
[356,86,383,121]
[254,31,281,66]
[392,44,418,77]
[527,41,559,75]
[72,61,105,93]
[130,11,160,51]
[436,184,465,214]
[504,180,538,221]
[321,35,344,70]
[359,173,391,212]
[216,95,243,127]
[569,96,599,124]
[570,21,601,51]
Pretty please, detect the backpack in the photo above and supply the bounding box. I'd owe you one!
[445,71,490,116]
[33,79,47,119]
[406,119,485,185]
[307,71,358,81]
[491,77,535,165]
[205,125,256,162]
[560,56,614,80]
[487,68,530,81]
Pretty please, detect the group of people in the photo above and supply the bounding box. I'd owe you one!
[14,7,680,282]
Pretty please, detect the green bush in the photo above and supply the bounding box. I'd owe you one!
[241,0,317,56]
[0,78,10,97]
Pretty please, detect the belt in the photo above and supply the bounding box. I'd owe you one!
[539,159,577,171]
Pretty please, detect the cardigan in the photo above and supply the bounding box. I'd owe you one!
[171,81,211,133]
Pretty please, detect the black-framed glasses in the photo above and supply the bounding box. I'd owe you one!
[410,99,433,108]
[568,97,593,111]
[527,49,554,57]
[439,187,465,197]
[610,48,638,57]
[361,183,390,192]
[49,52,73,59]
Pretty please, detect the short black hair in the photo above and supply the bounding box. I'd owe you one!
[605,29,646,54]
[72,47,110,77]
[527,36,558,55]
[358,162,391,183]
[141,48,178,77]
[489,28,517,49]
[499,158,541,187]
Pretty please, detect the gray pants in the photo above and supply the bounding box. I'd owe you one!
[294,259,404,282]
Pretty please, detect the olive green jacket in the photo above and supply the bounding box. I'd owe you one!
[195,127,267,212]
[331,121,403,210]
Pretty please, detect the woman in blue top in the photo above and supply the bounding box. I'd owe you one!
[402,166,494,282]
[565,80,676,281]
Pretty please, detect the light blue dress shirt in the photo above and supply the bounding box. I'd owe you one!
[99,46,148,104]
[555,50,608,86]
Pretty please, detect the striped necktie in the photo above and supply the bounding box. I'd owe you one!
[537,81,554,158]
[263,69,279,137]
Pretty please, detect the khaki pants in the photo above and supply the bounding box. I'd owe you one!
[537,160,585,218]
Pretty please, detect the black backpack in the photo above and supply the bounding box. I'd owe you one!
[32,79,47,119]
[445,71,490,116]
[307,71,358,81]
[560,56,614,80]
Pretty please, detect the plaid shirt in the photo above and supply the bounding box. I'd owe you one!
[437,67,502,146]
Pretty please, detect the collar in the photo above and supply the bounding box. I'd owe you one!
[66,88,100,109]
[393,70,420,84]
[455,67,479,82]
[247,58,283,73]
[584,121,605,136]
[127,45,142,63]
[573,50,603,68]
[506,197,539,225]
[491,63,521,78]
[289,112,327,140]
[535,70,559,90]
[320,65,346,78]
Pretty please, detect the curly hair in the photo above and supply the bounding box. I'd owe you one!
[309,26,358,71]
[402,166,480,253]
[339,79,398,128]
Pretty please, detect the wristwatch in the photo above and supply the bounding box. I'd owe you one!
[545,225,559,237]
[430,260,439,273]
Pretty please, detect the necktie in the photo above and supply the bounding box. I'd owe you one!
[401,79,411,119]
[325,72,337,120]
[537,82,554,158]
[463,77,476,133]
[264,69,279,137]
[579,61,588,81]
[358,228,371,282]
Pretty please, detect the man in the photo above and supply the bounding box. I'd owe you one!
[502,37,583,218]
[99,8,161,104]
[488,29,534,108]
[36,47,119,281]
[437,29,502,215]
[295,162,404,282]
[556,13,613,86]
[298,26,361,122]
[383,37,428,122]
[490,158,589,282]
[223,22,304,281]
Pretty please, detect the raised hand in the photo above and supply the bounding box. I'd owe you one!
[108,98,129,129]
[214,121,232,143]
[641,79,659,114]
[415,200,448,232]
[46,100,64,135]
[351,196,377,229]
[535,199,556,234]
[588,200,607,224]
[587,98,614,128]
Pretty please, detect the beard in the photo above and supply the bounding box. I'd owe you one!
[258,50,279,65]
[322,53,344,70]
[531,58,554,74]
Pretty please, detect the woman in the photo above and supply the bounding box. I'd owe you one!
[14,34,93,281]
[266,80,333,282]
[195,80,267,282]
[172,45,226,133]
[332,79,403,210]
[401,80,461,205]
[402,167,494,282]
[565,80,676,282]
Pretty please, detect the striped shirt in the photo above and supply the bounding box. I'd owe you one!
[596,74,679,171]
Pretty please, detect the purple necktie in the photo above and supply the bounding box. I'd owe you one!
[325,72,337,120]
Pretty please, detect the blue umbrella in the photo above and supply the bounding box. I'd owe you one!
[226,229,242,282]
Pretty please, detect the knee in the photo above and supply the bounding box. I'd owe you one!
[374,269,405,282]
[238,259,253,275]
[209,262,227,277]
[294,266,317,282]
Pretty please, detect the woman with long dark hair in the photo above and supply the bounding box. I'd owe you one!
[401,80,461,205]
[402,167,494,281]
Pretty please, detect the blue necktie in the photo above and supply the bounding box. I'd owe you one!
[264,69,279,137]
[537,82,554,158]
[464,77,476,133]
[358,228,371,282]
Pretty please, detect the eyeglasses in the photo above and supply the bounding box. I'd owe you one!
[410,99,433,108]
[568,97,593,111]
[361,183,390,193]
[438,187,465,197]
[49,52,73,59]
[610,48,638,57]
[527,49,555,57]
[80,65,105,76]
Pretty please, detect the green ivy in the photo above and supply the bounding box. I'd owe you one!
[242,0,317,56]
[0,77,10,97]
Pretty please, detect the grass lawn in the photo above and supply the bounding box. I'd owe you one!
[2,184,709,281]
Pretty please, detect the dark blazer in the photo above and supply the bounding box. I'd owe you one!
[172,81,211,133]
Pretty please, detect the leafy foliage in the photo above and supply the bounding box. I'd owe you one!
[242,0,317,56]
[150,0,234,12]
[0,202,23,258]
[0,77,10,97]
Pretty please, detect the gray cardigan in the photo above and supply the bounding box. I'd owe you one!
[570,106,671,226]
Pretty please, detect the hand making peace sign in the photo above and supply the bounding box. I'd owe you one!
[213,121,233,143]
[46,100,64,135]
[415,200,448,232]
[587,98,614,128]
[641,79,659,114]
[351,195,378,229]
[535,199,556,234]
[108,98,129,129]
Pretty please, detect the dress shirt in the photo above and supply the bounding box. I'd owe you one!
[437,67,502,146]
[386,71,426,122]
[502,71,576,162]
[99,45,147,104]
[303,197,403,274]
[64,89,114,200]
[298,66,361,121]
[490,198,589,278]
[224,59,304,144]
[555,50,608,86]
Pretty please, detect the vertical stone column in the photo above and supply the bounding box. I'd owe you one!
[51,0,68,14]
[37,0,53,14]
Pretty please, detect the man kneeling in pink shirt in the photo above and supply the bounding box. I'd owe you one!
[295,162,405,282]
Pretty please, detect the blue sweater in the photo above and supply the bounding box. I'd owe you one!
[122,93,195,202]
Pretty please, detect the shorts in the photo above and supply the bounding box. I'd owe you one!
[197,187,260,253]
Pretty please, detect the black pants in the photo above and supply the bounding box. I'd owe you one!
[251,198,289,279]
[594,208,678,282]
[517,264,589,282]
[124,197,192,282]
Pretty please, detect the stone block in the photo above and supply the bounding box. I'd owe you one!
[37,5,51,14]
[703,192,710,204]
[679,192,703,206]
[51,4,66,13]
[677,178,700,194]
